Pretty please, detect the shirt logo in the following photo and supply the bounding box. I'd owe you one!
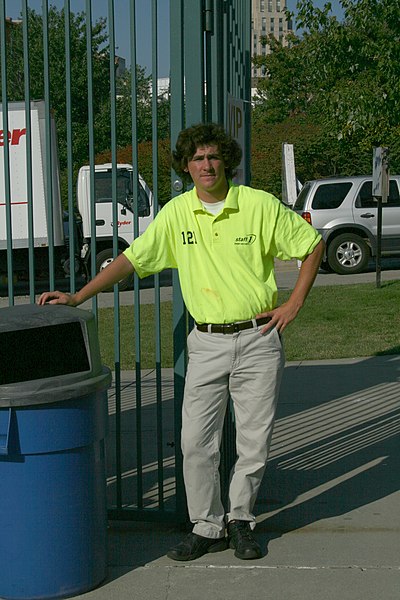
[234,234,256,245]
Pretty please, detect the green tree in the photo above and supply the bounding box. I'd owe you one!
[112,66,170,149]
[2,7,110,170]
[253,0,400,180]
[2,6,170,206]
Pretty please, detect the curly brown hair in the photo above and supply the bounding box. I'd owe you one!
[171,122,242,184]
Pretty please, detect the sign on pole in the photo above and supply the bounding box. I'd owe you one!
[226,93,246,184]
[372,147,389,202]
[282,143,297,206]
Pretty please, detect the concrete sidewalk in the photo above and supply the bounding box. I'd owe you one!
[74,355,400,600]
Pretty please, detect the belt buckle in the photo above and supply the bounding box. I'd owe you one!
[223,322,241,334]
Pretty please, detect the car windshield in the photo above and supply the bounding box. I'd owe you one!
[94,171,130,205]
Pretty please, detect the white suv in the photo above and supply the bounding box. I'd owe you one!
[293,175,400,274]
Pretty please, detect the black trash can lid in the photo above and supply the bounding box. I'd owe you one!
[0,304,111,407]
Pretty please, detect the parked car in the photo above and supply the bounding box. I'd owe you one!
[293,175,400,274]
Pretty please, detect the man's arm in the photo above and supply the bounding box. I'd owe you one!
[257,239,325,333]
[37,253,135,306]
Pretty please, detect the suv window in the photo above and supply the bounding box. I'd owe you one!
[311,182,352,210]
[293,182,311,210]
[356,180,400,208]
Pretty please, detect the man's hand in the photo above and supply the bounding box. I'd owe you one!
[37,291,78,306]
[257,239,325,335]
[257,299,302,334]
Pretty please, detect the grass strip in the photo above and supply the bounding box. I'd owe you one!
[97,280,400,370]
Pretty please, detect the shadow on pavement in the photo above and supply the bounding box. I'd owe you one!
[102,353,400,576]
[256,353,400,553]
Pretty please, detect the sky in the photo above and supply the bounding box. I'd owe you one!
[6,0,345,78]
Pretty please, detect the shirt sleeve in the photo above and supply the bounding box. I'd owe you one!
[270,198,322,261]
[123,206,178,278]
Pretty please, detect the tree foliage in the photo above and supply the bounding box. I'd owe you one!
[252,0,400,183]
[2,6,170,204]
[3,7,110,169]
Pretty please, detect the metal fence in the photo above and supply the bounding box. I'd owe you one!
[0,0,251,522]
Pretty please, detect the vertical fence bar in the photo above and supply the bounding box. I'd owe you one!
[85,0,98,318]
[234,0,241,97]
[151,0,165,511]
[170,0,187,518]
[106,0,124,513]
[64,0,76,294]
[22,0,35,303]
[204,0,213,122]
[0,2,14,304]
[42,0,56,291]
[209,0,225,124]
[243,0,251,184]
[183,0,204,125]
[129,0,144,511]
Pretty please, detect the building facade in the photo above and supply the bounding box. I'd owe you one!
[251,0,293,79]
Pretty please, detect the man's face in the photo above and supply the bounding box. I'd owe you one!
[185,144,228,201]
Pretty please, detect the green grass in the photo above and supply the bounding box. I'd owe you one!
[97,281,400,370]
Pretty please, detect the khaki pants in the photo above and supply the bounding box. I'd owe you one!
[182,324,285,539]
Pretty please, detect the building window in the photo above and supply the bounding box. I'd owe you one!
[268,0,273,11]
[270,17,274,32]
[262,16,266,31]
[276,0,281,11]
[260,0,265,11]
[279,17,283,31]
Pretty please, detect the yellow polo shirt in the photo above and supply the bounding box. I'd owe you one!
[123,184,321,323]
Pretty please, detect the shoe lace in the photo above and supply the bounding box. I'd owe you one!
[231,521,254,542]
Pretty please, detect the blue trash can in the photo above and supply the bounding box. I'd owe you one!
[0,304,112,600]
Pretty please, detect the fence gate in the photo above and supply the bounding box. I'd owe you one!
[0,0,251,523]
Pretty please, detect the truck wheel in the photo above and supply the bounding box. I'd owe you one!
[95,248,133,291]
[327,234,370,275]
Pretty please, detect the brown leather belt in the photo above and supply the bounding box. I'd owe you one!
[195,316,271,334]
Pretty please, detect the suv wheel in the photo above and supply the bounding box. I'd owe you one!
[327,233,369,274]
[320,260,333,273]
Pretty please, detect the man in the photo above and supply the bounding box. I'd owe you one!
[38,122,324,562]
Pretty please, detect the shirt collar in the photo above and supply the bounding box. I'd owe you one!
[189,182,239,213]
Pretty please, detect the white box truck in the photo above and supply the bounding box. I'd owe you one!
[0,100,154,290]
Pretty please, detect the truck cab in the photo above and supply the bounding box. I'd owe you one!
[77,163,154,288]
